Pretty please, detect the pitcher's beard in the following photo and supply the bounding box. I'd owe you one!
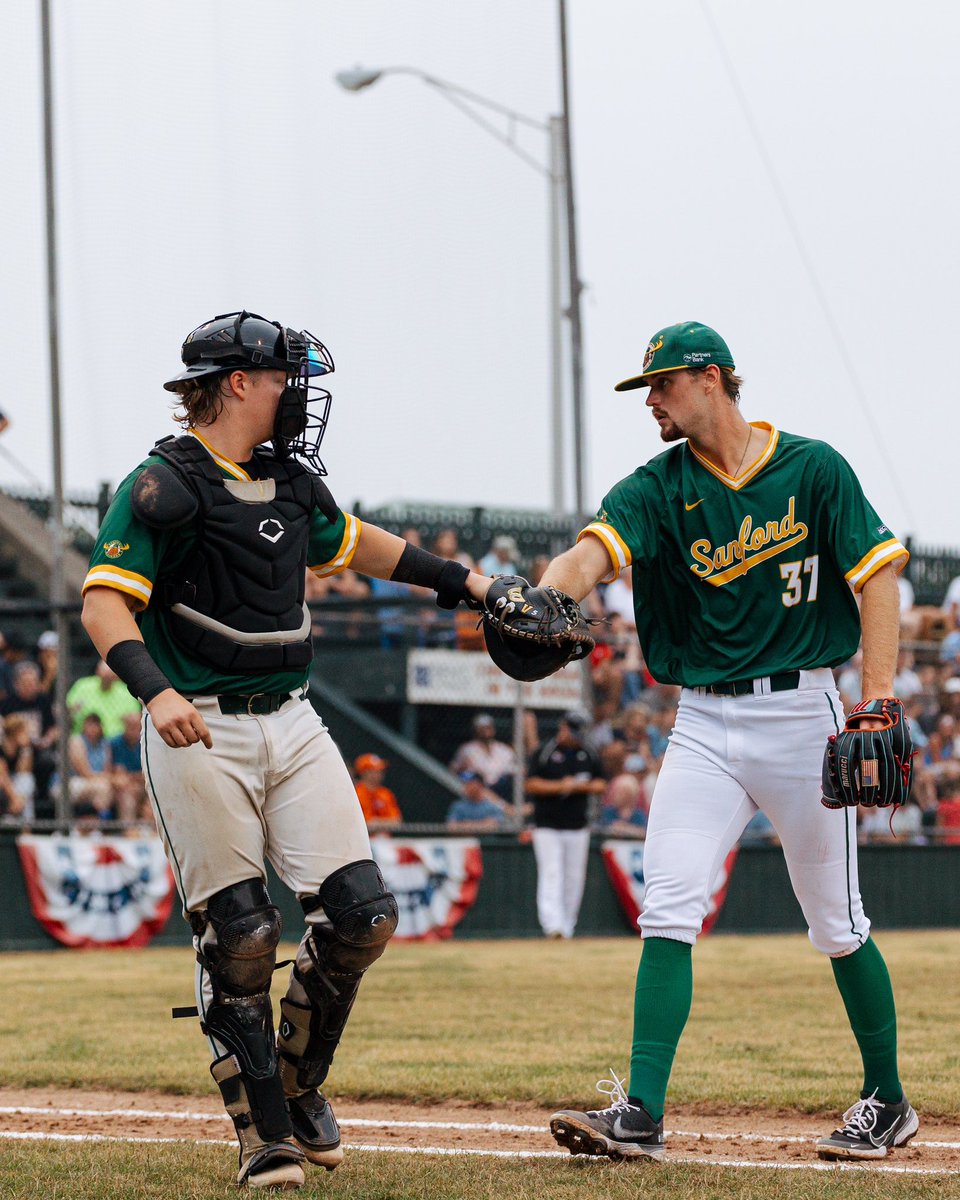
[657,419,684,443]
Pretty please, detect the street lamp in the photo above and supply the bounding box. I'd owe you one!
[336,64,572,518]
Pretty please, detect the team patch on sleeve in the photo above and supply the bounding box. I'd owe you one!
[310,513,362,578]
[845,538,909,592]
[81,564,153,608]
[577,522,632,581]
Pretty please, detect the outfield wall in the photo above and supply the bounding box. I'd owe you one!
[0,832,957,950]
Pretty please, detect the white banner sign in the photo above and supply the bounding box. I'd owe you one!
[371,837,482,940]
[407,648,587,710]
[17,834,176,948]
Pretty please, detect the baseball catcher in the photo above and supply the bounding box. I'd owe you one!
[821,698,914,810]
[478,575,595,682]
[80,310,492,1190]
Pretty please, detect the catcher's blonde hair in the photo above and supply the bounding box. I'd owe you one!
[170,367,277,428]
[168,374,229,429]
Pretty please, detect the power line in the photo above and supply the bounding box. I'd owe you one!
[699,0,915,529]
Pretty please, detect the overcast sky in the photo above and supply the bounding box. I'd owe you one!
[3,1,957,547]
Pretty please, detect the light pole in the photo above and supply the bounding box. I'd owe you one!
[40,0,71,827]
[557,0,587,523]
[336,65,570,518]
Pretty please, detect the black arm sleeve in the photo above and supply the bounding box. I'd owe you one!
[390,544,471,610]
[106,639,174,704]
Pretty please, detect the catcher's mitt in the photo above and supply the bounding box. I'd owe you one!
[481,575,595,683]
[821,697,914,810]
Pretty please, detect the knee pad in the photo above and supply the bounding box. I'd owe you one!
[198,877,283,999]
[304,859,398,975]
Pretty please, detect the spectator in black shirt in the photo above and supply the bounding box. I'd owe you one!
[526,711,605,939]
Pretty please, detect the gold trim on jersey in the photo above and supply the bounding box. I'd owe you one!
[577,522,631,582]
[845,539,909,593]
[689,422,778,490]
[311,513,362,578]
[82,564,153,609]
[690,495,809,587]
[188,430,253,481]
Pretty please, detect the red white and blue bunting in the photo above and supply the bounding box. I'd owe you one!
[601,839,738,937]
[371,837,483,941]
[17,834,176,948]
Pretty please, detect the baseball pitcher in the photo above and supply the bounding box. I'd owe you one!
[476,321,917,1164]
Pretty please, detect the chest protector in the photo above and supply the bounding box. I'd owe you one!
[131,435,338,674]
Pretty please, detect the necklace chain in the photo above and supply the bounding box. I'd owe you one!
[733,427,752,477]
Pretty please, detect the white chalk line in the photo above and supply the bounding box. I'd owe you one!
[0,1131,231,1147]
[0,1128,957,1174]
[1,1105,957,1151]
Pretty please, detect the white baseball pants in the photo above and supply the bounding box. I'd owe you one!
[640,669,869,956]
[143,693,371,913]
[531,825,591,938]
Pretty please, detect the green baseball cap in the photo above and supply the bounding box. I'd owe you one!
[614,321,735,391]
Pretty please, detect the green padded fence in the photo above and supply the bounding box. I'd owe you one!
[2,832,958,951]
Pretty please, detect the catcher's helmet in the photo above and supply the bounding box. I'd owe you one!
[163,310,335,474]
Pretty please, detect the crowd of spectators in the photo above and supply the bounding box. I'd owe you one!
[342,531,960,848]
[6,528,960,846]
[569,568,960,845]
[0,630,153,833]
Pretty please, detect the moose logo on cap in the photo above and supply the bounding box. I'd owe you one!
[643,336,664,371]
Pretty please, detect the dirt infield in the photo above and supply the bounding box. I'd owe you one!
[2,1087,958,1173]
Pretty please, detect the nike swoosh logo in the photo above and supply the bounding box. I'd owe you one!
[684,499,704,511]
[611,1115,654,1141]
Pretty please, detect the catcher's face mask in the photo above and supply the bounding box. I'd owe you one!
[271,328,335,476]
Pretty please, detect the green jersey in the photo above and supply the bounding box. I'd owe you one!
[82,432,362,696]
[580,424,907,687]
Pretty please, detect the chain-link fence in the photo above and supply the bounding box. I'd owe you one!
[0,591,596,837]
[0,599,96,828]
[4,520,960,845]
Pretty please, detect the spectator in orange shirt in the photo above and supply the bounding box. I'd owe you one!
[354,753,402,835]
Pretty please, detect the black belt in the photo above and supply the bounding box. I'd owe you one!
[699,670,801,697]
[196,691,306,716]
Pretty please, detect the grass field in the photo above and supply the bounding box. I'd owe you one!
[4,1141,960,1200]
[2,930,959,1198]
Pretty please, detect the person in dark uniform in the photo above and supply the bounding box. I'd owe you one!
[525,711,605,938]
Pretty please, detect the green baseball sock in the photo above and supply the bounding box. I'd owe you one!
[627,937,693,1122]
[830,937,902,1104]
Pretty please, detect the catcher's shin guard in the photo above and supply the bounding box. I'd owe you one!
[192,880,301,1186]
[287,1087,344,1170]
[279,860,397,1096]
[211,1054,305,1190]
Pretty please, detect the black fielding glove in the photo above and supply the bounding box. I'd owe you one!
[821,697,914,810]
[479,576,595,683]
